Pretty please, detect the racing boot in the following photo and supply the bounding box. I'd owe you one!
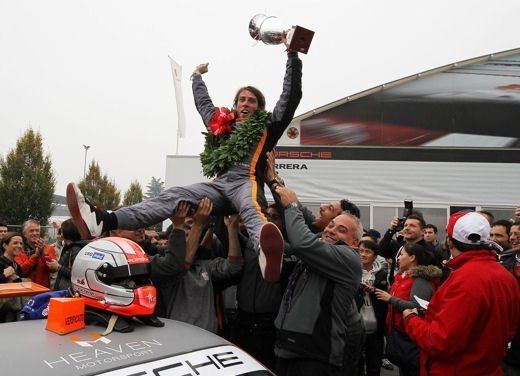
[259,222,284,283]
[66,182,117,239]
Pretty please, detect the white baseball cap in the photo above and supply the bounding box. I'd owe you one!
[446,211,490,244]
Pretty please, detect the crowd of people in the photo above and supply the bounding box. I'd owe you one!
[1,169,519,375]
[1,47,519,376]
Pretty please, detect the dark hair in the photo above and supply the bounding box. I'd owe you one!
[2,232,23,247]
[158,232,169,240]
[403,243,434,266]
[492,219,512,234]
[478,210,495,222]
[233,86,266,110]
[425,224,438,233]
[61,219,81,242]
[367,229,381,241]
[340,199,360,218]
[0,220,7,228]
[512,219,520,227]
[358,239,380,255]
[406,214,426,229]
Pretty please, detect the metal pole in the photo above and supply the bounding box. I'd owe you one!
[83,145,90,180]
[176,127,180,155]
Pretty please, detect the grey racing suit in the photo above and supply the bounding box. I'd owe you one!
[114,51,302,252]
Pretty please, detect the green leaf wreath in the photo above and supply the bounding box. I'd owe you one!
[200,110,271,178]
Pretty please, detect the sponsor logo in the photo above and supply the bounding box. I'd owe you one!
[43,334,163,371]
[92,252,105,260]
[65,313,85,326]
[95,345,266,375]
[287,126,299,139]
[75,286,103,300]
[71,333,111,347]
[275,150,332,159]
[275,163,308,170]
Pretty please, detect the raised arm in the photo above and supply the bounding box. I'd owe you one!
[184,198,213,268]
[150,202,190,281]
[276,186,361,284]
[191,63,215,127]
[270,52,303,137]
[208,215,243,281]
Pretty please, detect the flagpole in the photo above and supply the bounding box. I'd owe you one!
[176,127,180,155]
[169,55,186,156]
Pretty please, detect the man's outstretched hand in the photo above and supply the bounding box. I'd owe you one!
[194,63,209,75]
[275,186,298,207]
[170,201,190,230]
[193,197,213,226]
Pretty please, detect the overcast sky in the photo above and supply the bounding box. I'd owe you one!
[1,0,519,196]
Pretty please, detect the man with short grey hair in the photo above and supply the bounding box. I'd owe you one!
[273,185,363,376]
[14,219,58,287]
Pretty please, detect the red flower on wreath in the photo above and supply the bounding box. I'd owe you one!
[209,107,235,136]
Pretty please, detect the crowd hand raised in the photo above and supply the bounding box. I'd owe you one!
[374,288,392,302]
[275,186,298,207]
[193,198,213,226]
[33,237,45,255]
[266,150,277,181]
[194,63,209,75]
[224,214,240,229]
[390,216,399,229]
[170,201,190,229]
[515,205,520,218]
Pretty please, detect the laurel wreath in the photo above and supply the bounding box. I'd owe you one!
[200,110,270,178]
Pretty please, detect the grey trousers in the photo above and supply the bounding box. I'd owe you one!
[115,172,268,251]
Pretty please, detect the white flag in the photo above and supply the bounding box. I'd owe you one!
[169,56,186,138]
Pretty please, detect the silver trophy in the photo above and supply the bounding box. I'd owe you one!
[248,14,314,54]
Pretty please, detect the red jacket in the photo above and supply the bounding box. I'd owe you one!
[387,271,414,332]
[387,265,440,332]
[405,251,520,376]
[14,244,56,288]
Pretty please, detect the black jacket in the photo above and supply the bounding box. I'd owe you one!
[150,229,186,318]
[54,240,90,290]
[0,255,25,283]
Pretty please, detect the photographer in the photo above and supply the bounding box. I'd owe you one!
[380,213,432,282]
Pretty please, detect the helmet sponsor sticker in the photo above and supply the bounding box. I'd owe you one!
[92,252,105,260]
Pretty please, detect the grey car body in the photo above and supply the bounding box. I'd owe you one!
[0,319,272,375]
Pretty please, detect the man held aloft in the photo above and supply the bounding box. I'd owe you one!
[67,36,302,284]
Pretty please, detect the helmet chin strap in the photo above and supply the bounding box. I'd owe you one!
[101,314,119,336]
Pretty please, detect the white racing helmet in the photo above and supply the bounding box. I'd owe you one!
[72,237,157,317]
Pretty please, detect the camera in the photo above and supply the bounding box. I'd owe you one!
[394,200,413,232]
